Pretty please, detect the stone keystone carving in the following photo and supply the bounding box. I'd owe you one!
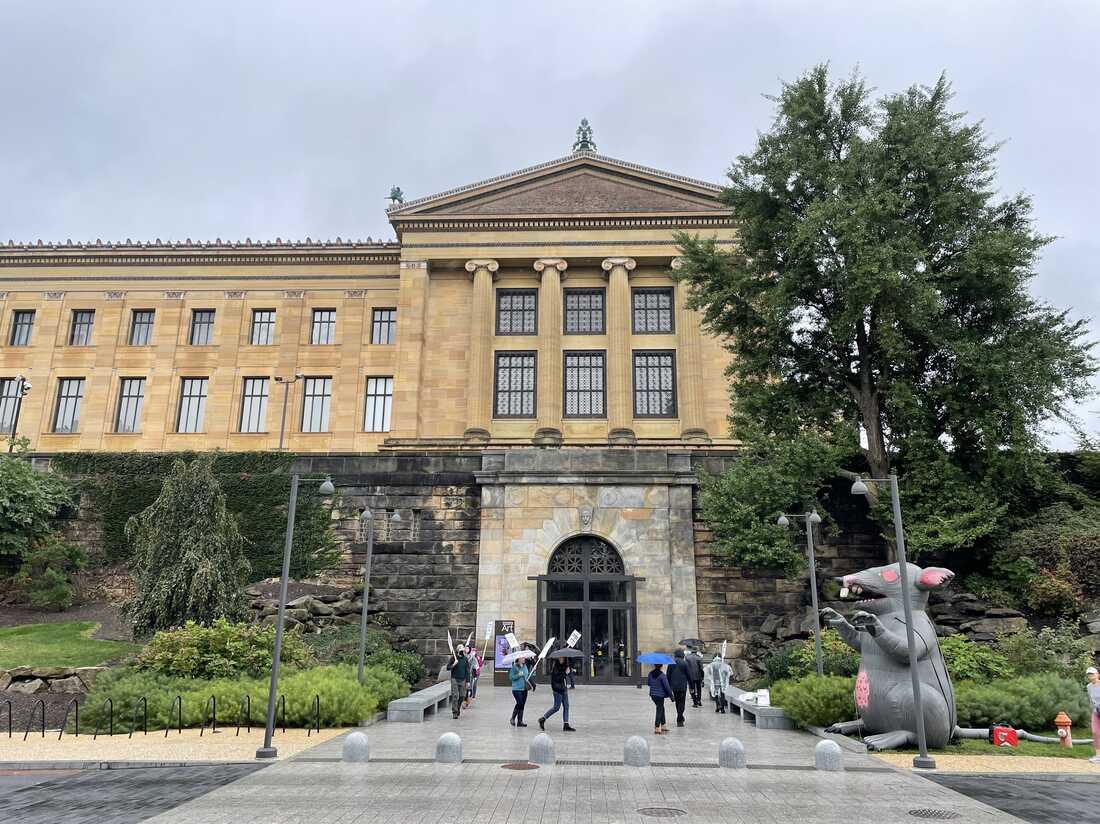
[579,507,593,532]
[820,562,957,751]
[464,259,499,281]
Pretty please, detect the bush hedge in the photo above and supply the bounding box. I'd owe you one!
[135,620,314,679]
[77,663,408,731]
[770,674,856,727]
[301,623,426,686]
[763,630,860,684]
[51,452,340,579]
[937,634,1014,681]
[955,674,1091,730]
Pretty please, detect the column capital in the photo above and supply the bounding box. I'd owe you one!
[464,259,499,281]
[533,258,568,280]
[601,257,637,276]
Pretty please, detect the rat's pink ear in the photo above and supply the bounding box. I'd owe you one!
[916,567,954,590]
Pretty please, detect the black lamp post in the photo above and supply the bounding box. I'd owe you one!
[7,375,31,453]
[356,507,401,683]
[851,473,936,770]
[776,509,824,675]
[273,374,304,451]
[256,473,335,760]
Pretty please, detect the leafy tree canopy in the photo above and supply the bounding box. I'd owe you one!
[677,65,1095,560]
[125,454,250,635]
[0,450,74,559]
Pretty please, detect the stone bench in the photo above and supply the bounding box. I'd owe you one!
[386,681,451,723]
[726,689,795,730]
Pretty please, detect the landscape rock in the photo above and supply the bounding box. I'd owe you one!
[244,587,262,597]
[1080,634,1100,653]
[286,595,314,609]
[959,617,1027,635]
[985,607,1024,618]
[1085,620,1100,635]
[308,601,335,616]
[730,659,752,683]
[75,667,107,690]
[48,675,86,694]
[284,608,311,623]
[9,678,47,695]
[935,625,960,637]
[759,615,782,636]
[31,666,75,679]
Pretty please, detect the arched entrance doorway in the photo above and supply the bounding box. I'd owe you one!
[532,536,642,685]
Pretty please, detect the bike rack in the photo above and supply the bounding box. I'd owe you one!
[92,698,113,740]
[128,696,147,738]
[58,698,80,740]
[2,699,11,738]
[235,695,251,736]
[165,695,182,738]
[23,699,45,740]
[306,694,320,737]
[199,695,217,736]
[278,694,286,734]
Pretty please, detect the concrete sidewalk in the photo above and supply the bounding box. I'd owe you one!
[145,683,1025,823]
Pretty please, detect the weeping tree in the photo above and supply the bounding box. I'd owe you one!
[125,454,250,634]
[677,65,1095,563]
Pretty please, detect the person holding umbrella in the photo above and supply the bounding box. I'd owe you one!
[506,649,534,726]
[639,652,675,734]
[538,648,580,732]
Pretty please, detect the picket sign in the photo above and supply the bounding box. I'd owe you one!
[566,630,582,648]
[447,630,457,662]
[505,632,520,651]
[720,640,728,659]
[481,621,493,658]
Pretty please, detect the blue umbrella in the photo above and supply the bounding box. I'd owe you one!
[636,652,675,665]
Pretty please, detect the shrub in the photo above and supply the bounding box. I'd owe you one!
[993,621,1095,680]
[763,630,859,684]
[125,455,250,635]
[955,674,1091,730]
[938,634,1013,682]
[1025,566,1083,617]
[77,663,408,731]
[363,649,426,686]
[12,536,87,610]
[0,452,74,561]
[1003,503,1100,601]
[301,623,426,686]
[770,674,856,728]
[135,619,313,679]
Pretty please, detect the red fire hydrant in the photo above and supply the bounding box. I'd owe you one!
[1054,711,1073,749]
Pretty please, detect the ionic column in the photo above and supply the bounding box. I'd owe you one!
[602,256,637,445]
[463,259,499,442]
[533,258,568,445]
[671,257,711,443]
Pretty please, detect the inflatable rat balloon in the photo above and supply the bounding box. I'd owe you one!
[819,563,957,751]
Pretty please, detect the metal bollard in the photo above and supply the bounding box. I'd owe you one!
[814,739,843,771]
[719,737,746,768]
[342,731,370,763]
[436,732,462,763]
[624,735,650,767]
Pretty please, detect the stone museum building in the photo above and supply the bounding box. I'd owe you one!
[0,132,880,680]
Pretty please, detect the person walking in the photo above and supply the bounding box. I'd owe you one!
[465,645,483,706]
[446,644,472,719]
[647,663,673,734]
[1087,665,1100,764]
[538,658,576,732]
[667,649,691,727]
[704,654,732,713]
[685,647,705,707]
[509,659,530,727]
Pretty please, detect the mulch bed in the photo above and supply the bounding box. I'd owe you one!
[0,691,91,736]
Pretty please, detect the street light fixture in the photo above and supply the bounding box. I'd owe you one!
[256,473,335,760]
[356,507,403,683]
[776,509,824,675]
[7,375,31,453]
[851,473,936,771]
[273,374,305,451]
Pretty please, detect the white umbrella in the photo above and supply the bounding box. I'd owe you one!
[500,649,536,666]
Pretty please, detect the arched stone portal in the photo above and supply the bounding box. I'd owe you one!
[534,536,641,684]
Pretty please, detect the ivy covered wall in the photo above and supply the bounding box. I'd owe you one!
[50,452,339,580]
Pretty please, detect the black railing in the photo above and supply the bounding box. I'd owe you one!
[92,698,113,740]
[58,698,80,740]
[23,699,45,741]
[235,695,251,736]
[306,694,320,737]
[165,695,182,737]
[199,695,217,736]
[128,697,147,738]
[278,694,286,734]
[2,699,11,738]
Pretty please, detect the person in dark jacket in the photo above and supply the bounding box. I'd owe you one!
[667,649,691,727]
[685,648,705,707]
[446,644,472,719]
[647,663,673,734]
[538,658,576,731]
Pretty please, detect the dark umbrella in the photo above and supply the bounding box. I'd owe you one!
[548,648,584,659]
[679,638,705,649]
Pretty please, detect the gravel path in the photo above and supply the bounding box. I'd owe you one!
[874,752,1100,774]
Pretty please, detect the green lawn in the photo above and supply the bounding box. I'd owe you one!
[0,621,140,669]
[899,731,1096,760]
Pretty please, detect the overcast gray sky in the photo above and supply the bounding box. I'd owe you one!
[2,1,1097,443]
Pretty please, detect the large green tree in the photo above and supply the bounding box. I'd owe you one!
[677,66,1094,557]
[125,454,250,634]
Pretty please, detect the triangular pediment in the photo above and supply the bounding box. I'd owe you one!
[388,152,728,220]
